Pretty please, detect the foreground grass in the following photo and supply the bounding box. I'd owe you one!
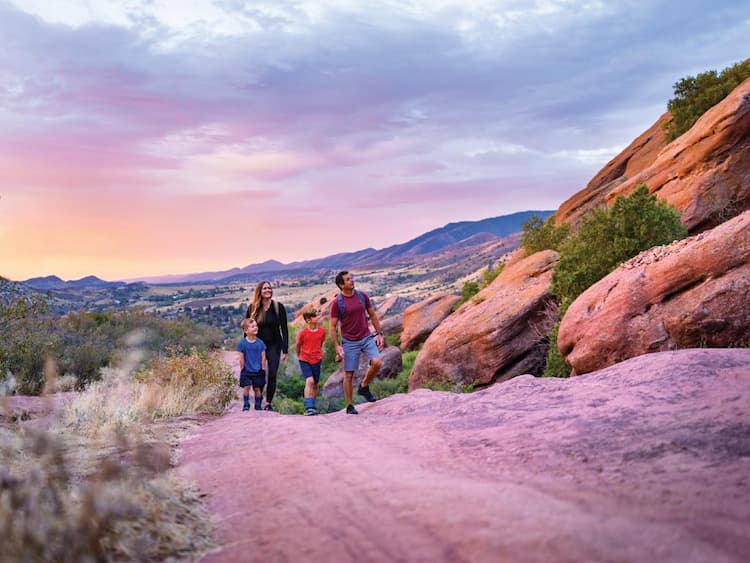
[0,347,236,562]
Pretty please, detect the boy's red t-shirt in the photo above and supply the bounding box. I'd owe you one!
[296,327,326,363]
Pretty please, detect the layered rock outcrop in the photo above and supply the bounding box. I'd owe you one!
[556,76,750,233]
[605,76,750,232]
[556,113,669,226]
[400,294,460,351]
[558,211,750,375]
[408,250,558,390]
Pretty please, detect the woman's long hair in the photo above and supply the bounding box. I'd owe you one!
[249,280,273,324]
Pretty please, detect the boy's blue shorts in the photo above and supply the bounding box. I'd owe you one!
[299,361,321,384]
[240,370,265,389]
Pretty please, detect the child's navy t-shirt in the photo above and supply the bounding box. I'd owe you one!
[237,337,266,372]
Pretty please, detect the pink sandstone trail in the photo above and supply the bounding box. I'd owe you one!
[179,349,750,563]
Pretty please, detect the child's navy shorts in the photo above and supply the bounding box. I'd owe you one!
[298,361,321,384]
[240,370,265,388]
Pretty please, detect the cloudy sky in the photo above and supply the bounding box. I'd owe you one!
[1,0,747,281]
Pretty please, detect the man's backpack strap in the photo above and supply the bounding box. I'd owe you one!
[336,290,368,320]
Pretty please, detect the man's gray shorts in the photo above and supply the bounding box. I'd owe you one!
[342,334,380,372]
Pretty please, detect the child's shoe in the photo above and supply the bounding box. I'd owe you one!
[304,407,319,416]
[346,404,359,415]
[242,404,250,411]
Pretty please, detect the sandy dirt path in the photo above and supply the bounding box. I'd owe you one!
[178,350,750,563]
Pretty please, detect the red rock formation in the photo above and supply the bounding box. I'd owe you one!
[557,76,750,234]
[399,293,460,351]
[605,76,750,232]
[556,113,669,226]
[558,211,750,374]
[408,250,558,390]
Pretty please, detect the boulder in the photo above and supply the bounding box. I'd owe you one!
[400,294,460,351]
[558,211,750,375]
[321,345,402,399]
[408,250,559,390]
[380,314,403,337]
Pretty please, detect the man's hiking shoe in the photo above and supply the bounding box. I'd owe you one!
[304,407,319,416]
[263,404,274,411]
[242,404,250,411]
[346,404,359,415]
[357,385,376,403]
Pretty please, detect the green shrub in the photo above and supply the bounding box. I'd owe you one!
[551,185,687,305]
[277,374,305,401]
[664,60,750,142]
[1,299,224,394]
[544,186,687,377]
[0,287,56,393]
[542,302,573,377]
[384,332,401,348]
[521,214,570,254]
[275,396,304,415]
[481,262,504,287]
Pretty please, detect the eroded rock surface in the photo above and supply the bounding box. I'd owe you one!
[400,293,460,351]
[409,250,558,390]
[183,348,750,563]
[556,112,669,227]
[605,76,750,232]
[556,76,750,233]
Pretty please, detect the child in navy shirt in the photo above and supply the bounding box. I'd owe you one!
[237,318,267,411]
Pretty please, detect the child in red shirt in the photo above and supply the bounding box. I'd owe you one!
[296,306,326,415]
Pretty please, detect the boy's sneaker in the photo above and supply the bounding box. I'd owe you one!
[357,385,376,403]
[346,404,359,415]
[242,404,250,411]
[304,407,319,416]
[254,403,262,411]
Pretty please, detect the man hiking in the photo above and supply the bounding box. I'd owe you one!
[329,270,384,415]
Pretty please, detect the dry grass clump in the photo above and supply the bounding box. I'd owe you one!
[63,348,235,440]
[0,427,216,562]
[134,349,236,419]
[0,345,235,561]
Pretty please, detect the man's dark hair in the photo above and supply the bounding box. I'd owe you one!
[335,270,349,289]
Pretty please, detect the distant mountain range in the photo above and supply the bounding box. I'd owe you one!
[129,210,554,285]
[21,275,126,291]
